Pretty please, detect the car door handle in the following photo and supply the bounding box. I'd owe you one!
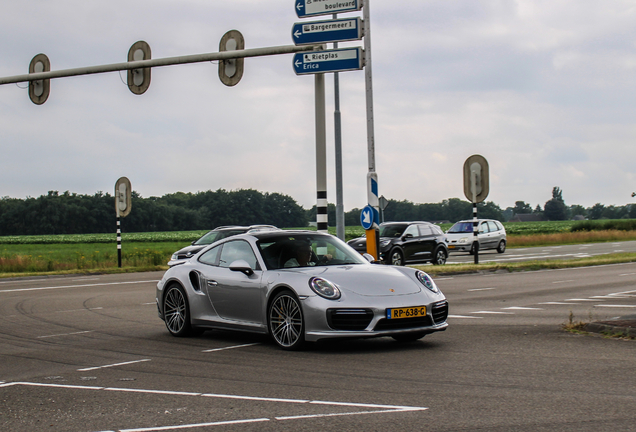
[207,280,218,287]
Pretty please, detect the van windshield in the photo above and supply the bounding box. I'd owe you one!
[447,222,474,234]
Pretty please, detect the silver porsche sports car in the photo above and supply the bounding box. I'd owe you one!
[156,230,449,350]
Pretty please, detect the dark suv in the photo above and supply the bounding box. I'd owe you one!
[168,225,278,266]
[347,221,448,266]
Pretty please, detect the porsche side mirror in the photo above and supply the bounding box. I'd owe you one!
[229,260,254,276]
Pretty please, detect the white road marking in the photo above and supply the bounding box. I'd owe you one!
[106,388,201,396]
[119,418,270,431]
[501,307,544,310]
[57,307,103,313]
[38,331,93,339]
[552,280,575,284]
[276,408,425,421]
[142,302,156,305]
[78,359,151,372]
[0,280,159,293]
[619,273,636,276]
[472,311,515,315]
[1,382,428,431]
[594,305,636,308]
[448,315,483,319]
[202,343,259,353]
[565,298,598,302]
[539,302,580,305]
[468,287,495,292]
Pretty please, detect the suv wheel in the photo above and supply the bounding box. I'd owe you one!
[432,248,447,265]
[390,249,404,266]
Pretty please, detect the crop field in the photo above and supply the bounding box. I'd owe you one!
[0,220,634,275]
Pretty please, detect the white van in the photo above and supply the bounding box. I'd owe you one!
[445,219,506,254]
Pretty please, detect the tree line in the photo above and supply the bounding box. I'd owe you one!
[0,189,307,236]
[503,187,636,221]
[1,186,632,236]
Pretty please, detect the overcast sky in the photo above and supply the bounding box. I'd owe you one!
[2,0,636,213]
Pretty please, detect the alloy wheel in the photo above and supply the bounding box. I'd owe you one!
[269,292,304,349]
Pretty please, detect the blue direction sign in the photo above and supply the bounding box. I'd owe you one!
[360,205,379,230]
[292,17,362,45]
[293,47,363,75]
[295,0,362,18]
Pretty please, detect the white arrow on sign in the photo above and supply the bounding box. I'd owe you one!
[362,210,371,225]
[294,30,302,38]
[296,2,303,12]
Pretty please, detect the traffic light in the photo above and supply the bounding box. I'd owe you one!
[28,54,50,105]
[463,154,489,203]
[218,30,244,86]
[127,41,151,95]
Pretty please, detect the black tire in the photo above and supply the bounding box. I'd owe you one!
[163,284,196,337]
[497,240,506,254]
[392,332,425,342]
[268,290,305,350]
[389,249,404,266]
[469,242,479,255]
[432,248,447,265]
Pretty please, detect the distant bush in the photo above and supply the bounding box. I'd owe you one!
[571,219,636,232]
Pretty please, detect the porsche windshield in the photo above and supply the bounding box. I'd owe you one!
[256,233,368,270]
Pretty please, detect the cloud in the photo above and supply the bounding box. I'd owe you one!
[1,0,636,215]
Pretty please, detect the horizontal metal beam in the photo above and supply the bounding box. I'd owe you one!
[0,44,322,85]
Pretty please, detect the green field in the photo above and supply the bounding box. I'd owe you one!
[0,220,633,275]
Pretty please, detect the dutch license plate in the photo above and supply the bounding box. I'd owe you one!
[386,306,426,319]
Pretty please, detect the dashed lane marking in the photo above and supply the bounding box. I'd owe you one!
[472,311,515,315]
[0,280,160,294]
[77,359,151,372]
[202,343,260,353]
[448,315,483,319]
[594,304,636,308]
[38,331,93,339]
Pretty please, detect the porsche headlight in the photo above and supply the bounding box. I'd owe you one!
[416,271,439,293]
[309,277,341,300]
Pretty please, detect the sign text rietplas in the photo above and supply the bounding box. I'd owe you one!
[293,47,363,75]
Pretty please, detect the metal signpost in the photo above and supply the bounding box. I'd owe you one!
[115,177,132,268]
[292,2,367,235]
[463,155,490,264]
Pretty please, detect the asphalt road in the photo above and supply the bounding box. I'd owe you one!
[1,264,635,431]
[447,240,636,264]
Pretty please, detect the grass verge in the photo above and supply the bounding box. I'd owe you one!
[415,252,636,276]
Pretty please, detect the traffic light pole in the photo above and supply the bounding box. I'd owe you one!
[0,44,321,86]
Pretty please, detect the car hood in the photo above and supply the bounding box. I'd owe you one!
[175,245,205,256]
[280,264,422,297]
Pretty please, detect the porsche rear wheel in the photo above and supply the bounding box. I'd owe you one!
[268,290,305,350]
